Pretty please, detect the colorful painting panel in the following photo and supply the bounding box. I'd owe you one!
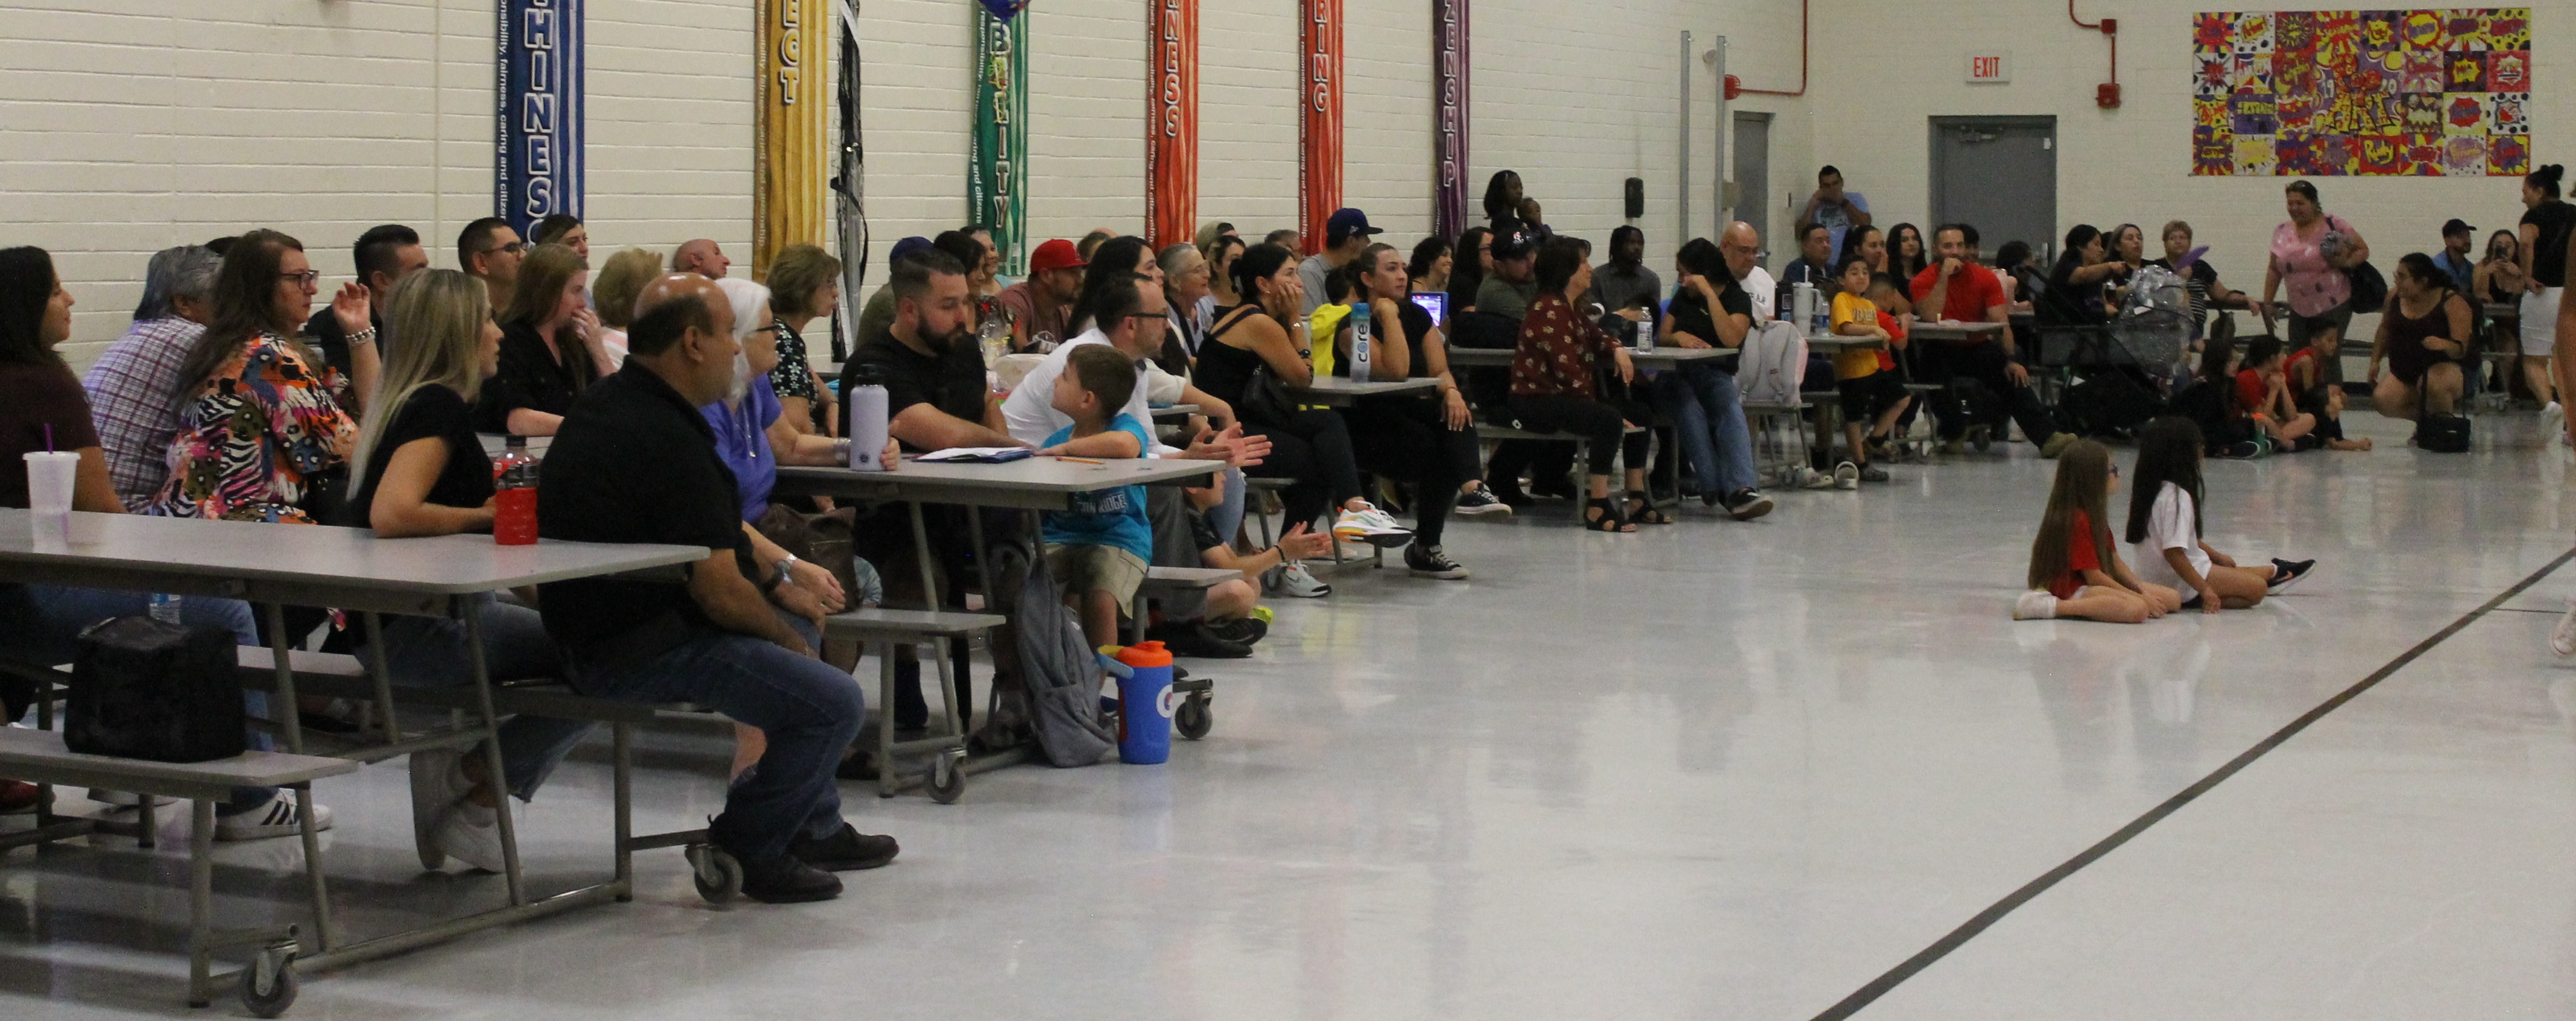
[2196,9,2530,175]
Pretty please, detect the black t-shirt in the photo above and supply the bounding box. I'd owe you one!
[302,307,382,381]
[1667,276,1751,342]
[536,362,753,664]
[1188,507,1224,555]
[2524,200,2576,288]
[346,384,493,528]
[839,326,987,450]
[2039,256,2110,326]
[1330,299,1438,378]
[476,320,598,433]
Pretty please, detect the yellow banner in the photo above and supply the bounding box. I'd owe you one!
[755,0,828,280]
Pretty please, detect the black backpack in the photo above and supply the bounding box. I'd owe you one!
[68,616,245,763]
[2414,411,2470,453]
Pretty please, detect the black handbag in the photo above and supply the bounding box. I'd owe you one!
[66,616,247,763]
[2344,261,2389,315]
[1235,364,1299,428]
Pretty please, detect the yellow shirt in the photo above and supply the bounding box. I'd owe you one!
[1307,303,1349,379]
[1828,292,1882,381]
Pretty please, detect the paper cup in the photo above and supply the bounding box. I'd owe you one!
[24,450,77,540]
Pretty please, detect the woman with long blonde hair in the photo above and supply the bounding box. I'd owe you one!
[347,268,595,874]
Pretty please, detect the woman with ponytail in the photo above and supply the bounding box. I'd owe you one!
[2517,163,2570,431]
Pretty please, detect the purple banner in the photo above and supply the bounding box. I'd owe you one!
[1433,0,1470,239]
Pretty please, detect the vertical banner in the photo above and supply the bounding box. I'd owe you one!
[832,0,867,362]
[1432,0,1470,240]
[971,7,1031,275]
[755,0,828,280]
[1299,0,1343,253]
[1146,0,1200,250]
[496,0,584,238]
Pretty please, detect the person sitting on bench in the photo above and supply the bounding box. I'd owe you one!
[538,273,888,904]
[344,267,602,871]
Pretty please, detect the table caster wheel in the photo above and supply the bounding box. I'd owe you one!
[928,750,967,804]
[686,843,742,904]
[240,943,298,1018]
[1175,692,1212,741]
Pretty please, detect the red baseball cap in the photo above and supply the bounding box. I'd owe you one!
[1029,238,1086,274]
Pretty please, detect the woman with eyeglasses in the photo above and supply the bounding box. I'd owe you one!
[149,229,367,524]
[475,243,599,436]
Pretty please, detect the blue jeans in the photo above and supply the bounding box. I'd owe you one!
[566,615,857,862]
[364,595,592,803]
[0,584,276,811]
[1654,362,1759,496]
[1210,466,1248,549]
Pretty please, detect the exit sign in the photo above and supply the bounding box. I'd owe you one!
[1966,52,2011,83]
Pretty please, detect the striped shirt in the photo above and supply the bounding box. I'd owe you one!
[82,315,203,509]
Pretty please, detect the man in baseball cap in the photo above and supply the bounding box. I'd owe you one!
[995,238,1087,351]
[2434,217,2476,293]
[1298,207,1383,315]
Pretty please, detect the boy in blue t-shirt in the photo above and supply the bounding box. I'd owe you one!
[1037,343,1154,648]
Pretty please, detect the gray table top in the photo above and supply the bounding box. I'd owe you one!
[1292,376,1444,396]
[0,510,707,614]
[1444,346,1734,367]
[1803,333,1889,350]
[1151,403,1202,419]
[775,456,1222,510]
[1908,321,2007,341]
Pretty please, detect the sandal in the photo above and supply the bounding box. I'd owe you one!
[1584,496,1638,533]
[1624,495,1673,525]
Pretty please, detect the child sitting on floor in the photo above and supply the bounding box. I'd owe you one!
[1036,344,1156,648]
[2297,383,2373,451]
[2015,438,2183,622]
[2233,335,2319,451]
[2124,417,2314,613]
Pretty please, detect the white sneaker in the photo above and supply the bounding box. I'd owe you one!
[2012,590,2060,621]
[1277,563,1331,598]
[2545,401,2563,421]
[1333,501,1414,548]
[1797,467,1836,490]
[435,800,508,873]
[1833,461,1860,490]
[408,748,463,871]
[215,791,334,842]
[2552,599,2576,659]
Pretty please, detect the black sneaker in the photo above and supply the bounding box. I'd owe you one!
[788,822,900,871]
[1203,616,1267,645]
[2219,440,2262,459]
[1453,483,1513,517]
[1144,620,1253,659]
[1722,488,1775,521]
[1404,543,1471,580]
[2267,558,2315,592]
[739,853,845,903]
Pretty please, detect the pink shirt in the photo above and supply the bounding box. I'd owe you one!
[2271,215,2355,317]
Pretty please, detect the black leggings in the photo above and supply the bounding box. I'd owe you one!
[1508,394,1650,476]
[1342,400,1475,546]
[1243,408,1363,528]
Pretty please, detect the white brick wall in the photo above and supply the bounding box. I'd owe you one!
[1808,0,2576,332]
[5,0,1807,365]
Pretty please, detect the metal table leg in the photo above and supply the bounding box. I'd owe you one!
[460,601,528,906]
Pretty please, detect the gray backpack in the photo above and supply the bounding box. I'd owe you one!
[1002,540,1115,767]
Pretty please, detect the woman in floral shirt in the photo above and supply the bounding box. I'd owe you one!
[1507,236,1650,532]
[150,229,368,524]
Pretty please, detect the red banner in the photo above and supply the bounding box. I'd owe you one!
[1299,0,1343,254]
[1147,0,1199,249]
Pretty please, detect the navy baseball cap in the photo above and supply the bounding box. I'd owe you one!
[1325,208,1382,244]
[888,236,935,265]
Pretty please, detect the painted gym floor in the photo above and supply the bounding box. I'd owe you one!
[5,408,2573,1020]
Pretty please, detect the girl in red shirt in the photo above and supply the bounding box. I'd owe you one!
[2016,439,2182,622]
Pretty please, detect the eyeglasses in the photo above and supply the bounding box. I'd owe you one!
[479,241,526,257]
[277,270,321,288]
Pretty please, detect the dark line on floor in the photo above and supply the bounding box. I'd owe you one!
[1807,549,2576,1021]
[2492,606,2566,615]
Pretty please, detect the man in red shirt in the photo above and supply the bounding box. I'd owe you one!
[1909,223,2072,457]
[994,238,1086,352]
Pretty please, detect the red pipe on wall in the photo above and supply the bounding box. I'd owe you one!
[2069,0,2121,107]
[1737,0,1806,97]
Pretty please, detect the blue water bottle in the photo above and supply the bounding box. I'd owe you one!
[1113,642,1175,764]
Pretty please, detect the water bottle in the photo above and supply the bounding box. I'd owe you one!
[846,364,891,472]
[493,435,538,546]
[1635,309,1656,352]
[149,593,183,625]
[1113,641,1176,764]
[1793,282,1820,337]
[977,308,1011,368]
[1348,300,1372,381]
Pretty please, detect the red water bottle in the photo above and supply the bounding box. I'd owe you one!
[493,434,538,546]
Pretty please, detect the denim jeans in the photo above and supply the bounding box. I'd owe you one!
[1208,466,1248,549]
[0,584,276,811]
[1655,362,1759,496]
[566,614,859,862]
[364,594,592,803]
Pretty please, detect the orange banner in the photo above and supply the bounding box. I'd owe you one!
[1147,0,1198,250]
[1299,0,1342,254]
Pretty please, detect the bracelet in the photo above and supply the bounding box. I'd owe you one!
[347,327,377,346]
[832,438,854,464]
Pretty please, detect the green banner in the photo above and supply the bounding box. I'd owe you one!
[970,8,1029,275]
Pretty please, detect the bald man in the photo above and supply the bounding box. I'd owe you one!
[675,239,731,279]
[536,272,890,904]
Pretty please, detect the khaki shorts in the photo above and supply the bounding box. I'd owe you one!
[1044,544,1148,614]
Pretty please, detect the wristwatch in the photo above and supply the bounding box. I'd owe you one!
[772,554,800,589]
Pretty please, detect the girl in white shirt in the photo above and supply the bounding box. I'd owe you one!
[2125,417,2313,613]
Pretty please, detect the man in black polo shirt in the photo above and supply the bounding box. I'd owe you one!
[540,273,888,904]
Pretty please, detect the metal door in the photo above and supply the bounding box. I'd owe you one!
[1732,112,1770,254]
[1929,116,2056,264]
